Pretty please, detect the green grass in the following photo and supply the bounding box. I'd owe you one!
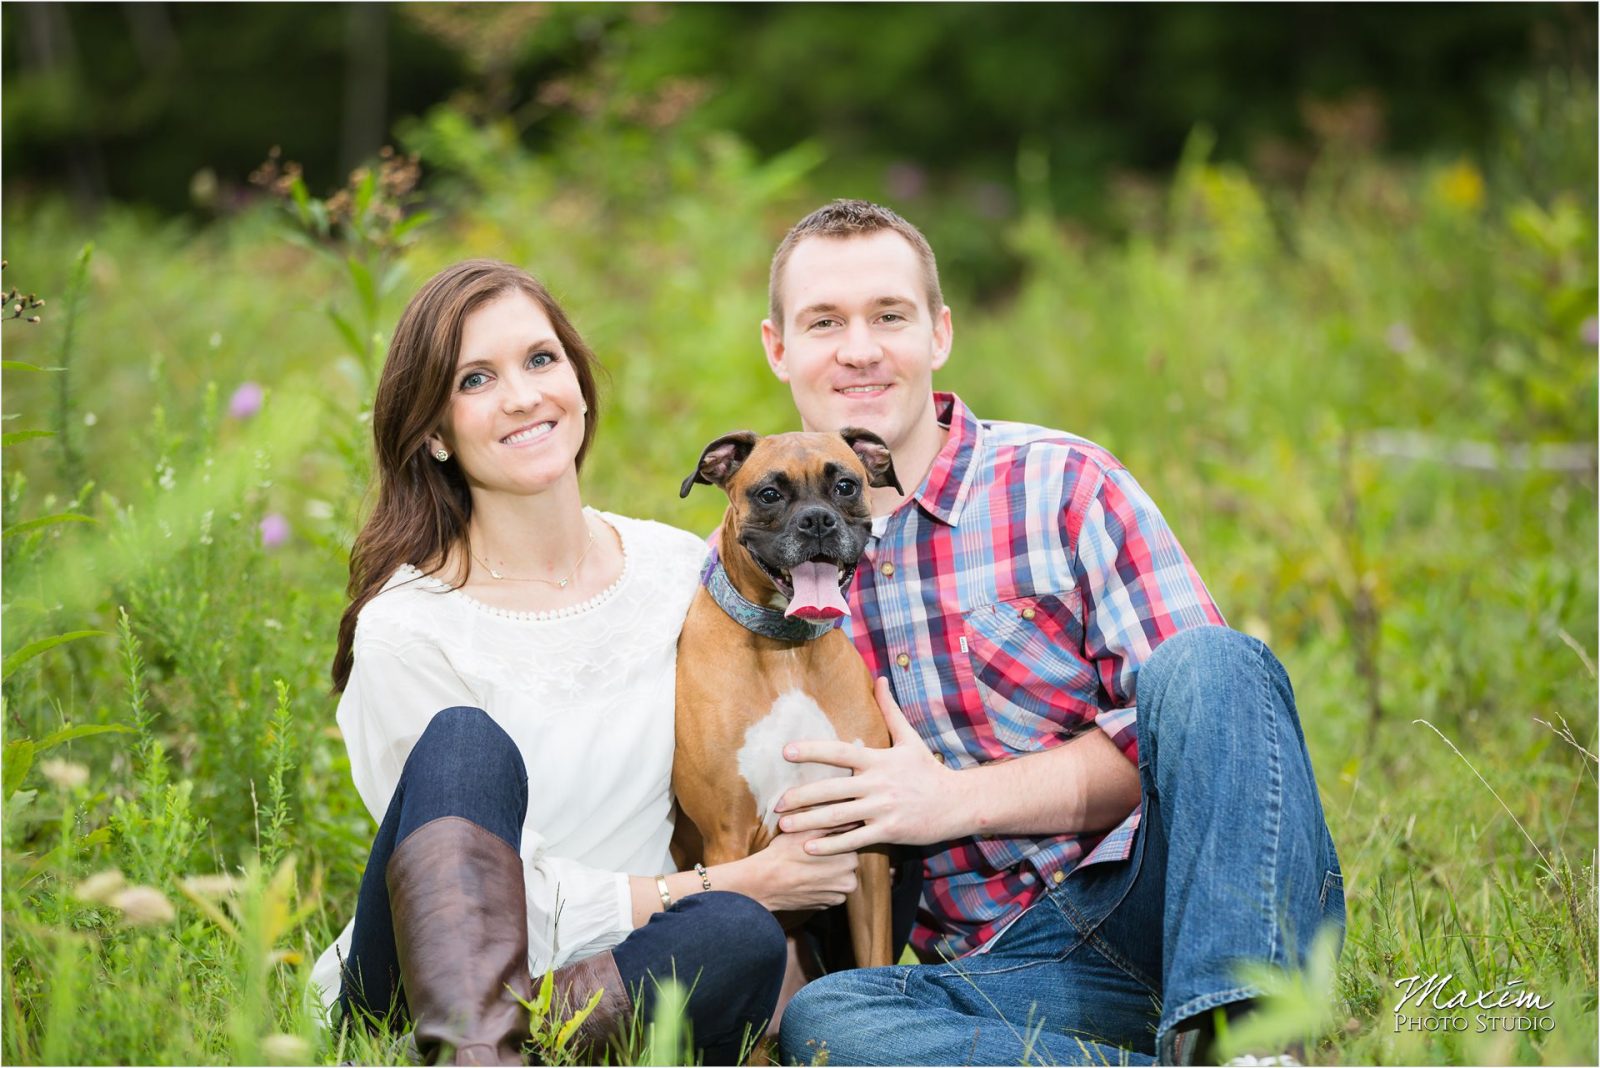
[1,87,1595,1065]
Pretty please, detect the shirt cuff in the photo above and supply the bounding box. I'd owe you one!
[1094,703,1140,763]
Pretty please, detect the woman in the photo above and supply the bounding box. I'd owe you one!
[308,260,858,1066]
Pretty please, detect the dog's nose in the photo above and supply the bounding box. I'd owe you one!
[795,506,838,538]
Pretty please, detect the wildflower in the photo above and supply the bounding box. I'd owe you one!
[262,1034,312,1063]
[75,869,128,904]
[1434,160,1485,212]
[38,758,89,791]
[972,181,1012,220]
[181,873,240,897]
[259,513,290,549]
[1581,316,1598,347]
[304,498,333,520]
[228,381,264,420]
[83,411,98,426]
[1384,322,1415,355]
[884,162,927,201]
[111,885,177,925]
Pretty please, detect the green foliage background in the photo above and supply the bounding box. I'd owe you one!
[1,16,1596,1066]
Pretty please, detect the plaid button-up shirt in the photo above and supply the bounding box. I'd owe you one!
[839,393,1224,960]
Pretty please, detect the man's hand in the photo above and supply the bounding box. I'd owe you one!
[775,677,968,854]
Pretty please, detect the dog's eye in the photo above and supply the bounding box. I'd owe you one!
[757,487,783,505]
[834,478,859,497]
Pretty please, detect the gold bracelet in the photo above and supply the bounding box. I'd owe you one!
[694,862,712,892]
[655,874,673,912]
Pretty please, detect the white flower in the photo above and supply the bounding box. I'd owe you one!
[39,759,89,791]
[75,869,128,904]
[111,885,176,925]
[262,1033,311,1063]
[180,873,239,897]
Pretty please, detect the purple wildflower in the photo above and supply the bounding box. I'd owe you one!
[259,513,290,549]
[1581,316,1598,348]
[228,382,264,420]
[972,181,1012,220]
[1384,322,1415,355]
[884,162,927,202]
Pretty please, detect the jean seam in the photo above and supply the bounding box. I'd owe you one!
[931,944,1075,982]
[1255,637,1283,967]
[1158,984,1263,1051]
[1048,875,1158,995]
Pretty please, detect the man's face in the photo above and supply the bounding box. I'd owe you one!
[762,231,951,458]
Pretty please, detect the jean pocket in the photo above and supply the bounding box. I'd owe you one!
[1319,868,1345,917]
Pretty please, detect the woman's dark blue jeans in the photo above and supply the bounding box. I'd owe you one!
[338,705,786,1064]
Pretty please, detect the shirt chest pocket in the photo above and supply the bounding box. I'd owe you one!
[958,589,1103,752]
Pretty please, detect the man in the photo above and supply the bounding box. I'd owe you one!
[763,200,1344,1065]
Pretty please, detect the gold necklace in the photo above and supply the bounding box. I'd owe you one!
[472,523,598,587]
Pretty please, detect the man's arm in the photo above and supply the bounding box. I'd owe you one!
[774,678,1141,853]
[778,460,1218,854]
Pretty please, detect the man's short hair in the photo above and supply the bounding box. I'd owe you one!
[768,199,944,329]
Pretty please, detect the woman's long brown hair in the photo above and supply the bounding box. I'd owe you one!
[331,260,601,691]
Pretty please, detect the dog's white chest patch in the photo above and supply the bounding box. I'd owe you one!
[737,689,859,831]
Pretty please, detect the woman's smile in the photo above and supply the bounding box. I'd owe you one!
[500,419,558,447]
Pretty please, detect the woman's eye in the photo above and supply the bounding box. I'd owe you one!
[835,478,859,497]
[757,487,783,505]
[460,371,489,390]
[529,350,557,369]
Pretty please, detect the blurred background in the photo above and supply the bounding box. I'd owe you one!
[6,2,1596,293]
[1,4,1595,1066]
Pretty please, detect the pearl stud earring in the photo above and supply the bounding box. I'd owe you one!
[434,448,449,462]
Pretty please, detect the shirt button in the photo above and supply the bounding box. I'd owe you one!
[1021,607,1037,621]
[932,752,945,765]
[896,653,910,668]
[881,562,896,577]
[1052,870,1066,885]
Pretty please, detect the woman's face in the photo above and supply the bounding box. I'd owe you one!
[428,290,588,502]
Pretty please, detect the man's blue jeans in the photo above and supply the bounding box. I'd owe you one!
[338,706,787,1064]
[778,626,1346,1066]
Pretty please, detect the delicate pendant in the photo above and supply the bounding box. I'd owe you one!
[490,568,503,580]
[557,578,569,588]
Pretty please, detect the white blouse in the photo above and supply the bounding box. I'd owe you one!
[309,510,708,1014]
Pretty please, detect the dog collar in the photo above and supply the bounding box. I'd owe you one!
[701,551,842,642]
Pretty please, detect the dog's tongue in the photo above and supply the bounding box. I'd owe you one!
[785,561,850,621]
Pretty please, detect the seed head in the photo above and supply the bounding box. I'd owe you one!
[111,885,177,925]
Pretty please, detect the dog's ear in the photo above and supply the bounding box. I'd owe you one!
[840,427,902,494]
[680,431,759,498]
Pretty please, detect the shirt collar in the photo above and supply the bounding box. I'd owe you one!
[909,391,981,527]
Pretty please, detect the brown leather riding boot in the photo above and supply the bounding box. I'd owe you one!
[387,817,534,1066]
[535,948,635,1058]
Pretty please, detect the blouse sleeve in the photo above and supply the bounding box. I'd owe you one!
[336,631,635,971]
[337,633,479,821]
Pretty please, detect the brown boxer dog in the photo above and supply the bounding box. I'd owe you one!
[675,428,900,969]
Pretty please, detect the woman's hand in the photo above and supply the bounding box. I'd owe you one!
[719,829,860,912]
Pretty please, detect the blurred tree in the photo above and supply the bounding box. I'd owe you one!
[2,0,1592,275]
